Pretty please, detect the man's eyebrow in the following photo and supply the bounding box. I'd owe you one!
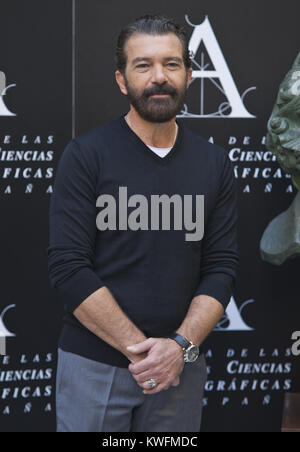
[131,56,183,66]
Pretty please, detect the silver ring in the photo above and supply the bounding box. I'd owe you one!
[147,378,157,389]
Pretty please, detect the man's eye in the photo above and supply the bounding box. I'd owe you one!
[168,63,179,68]
[136,64,148,69]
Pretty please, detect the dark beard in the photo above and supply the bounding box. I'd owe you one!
[124,75,188,123]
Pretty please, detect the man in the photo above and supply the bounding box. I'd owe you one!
[47,14,239,432]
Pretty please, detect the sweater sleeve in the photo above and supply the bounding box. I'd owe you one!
[47,139,105,314]
[193,150,240,310]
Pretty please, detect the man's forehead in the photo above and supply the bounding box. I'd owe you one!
[125,32,183,61]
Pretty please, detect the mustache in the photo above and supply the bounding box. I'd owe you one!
[144,85,177,97]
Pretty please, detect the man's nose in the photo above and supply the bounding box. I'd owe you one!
[150,65,168,84]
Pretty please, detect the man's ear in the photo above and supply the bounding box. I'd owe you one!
[115,70,128,95]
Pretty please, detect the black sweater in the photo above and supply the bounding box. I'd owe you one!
[47,113,239,368]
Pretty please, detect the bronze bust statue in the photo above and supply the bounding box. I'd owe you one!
[260,52,300,265]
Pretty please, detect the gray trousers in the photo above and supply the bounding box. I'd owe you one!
[56,347,207,432]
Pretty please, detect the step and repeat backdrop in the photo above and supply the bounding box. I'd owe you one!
[1,0,300,432]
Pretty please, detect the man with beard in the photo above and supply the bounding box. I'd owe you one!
[47,14,239,432]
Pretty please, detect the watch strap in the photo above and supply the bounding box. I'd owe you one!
[169,333,204,357]
[169,333,191,350]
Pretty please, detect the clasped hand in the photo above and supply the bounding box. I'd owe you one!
[127,337,185,394]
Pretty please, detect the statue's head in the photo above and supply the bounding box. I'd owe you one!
[266,53,300,189]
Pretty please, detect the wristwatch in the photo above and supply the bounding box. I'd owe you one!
[169,333,200,363]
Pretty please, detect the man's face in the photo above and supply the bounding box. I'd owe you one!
[117,32,192,123]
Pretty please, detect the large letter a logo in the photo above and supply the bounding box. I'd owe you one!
[178,16,256,119]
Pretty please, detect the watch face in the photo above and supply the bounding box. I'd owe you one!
[186,345,199,362]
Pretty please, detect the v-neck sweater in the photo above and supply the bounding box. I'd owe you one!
[47,113,239,368]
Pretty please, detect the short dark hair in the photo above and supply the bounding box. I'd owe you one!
[115,14,192,74]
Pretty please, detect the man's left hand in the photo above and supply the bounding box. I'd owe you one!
[127,337,185,394]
